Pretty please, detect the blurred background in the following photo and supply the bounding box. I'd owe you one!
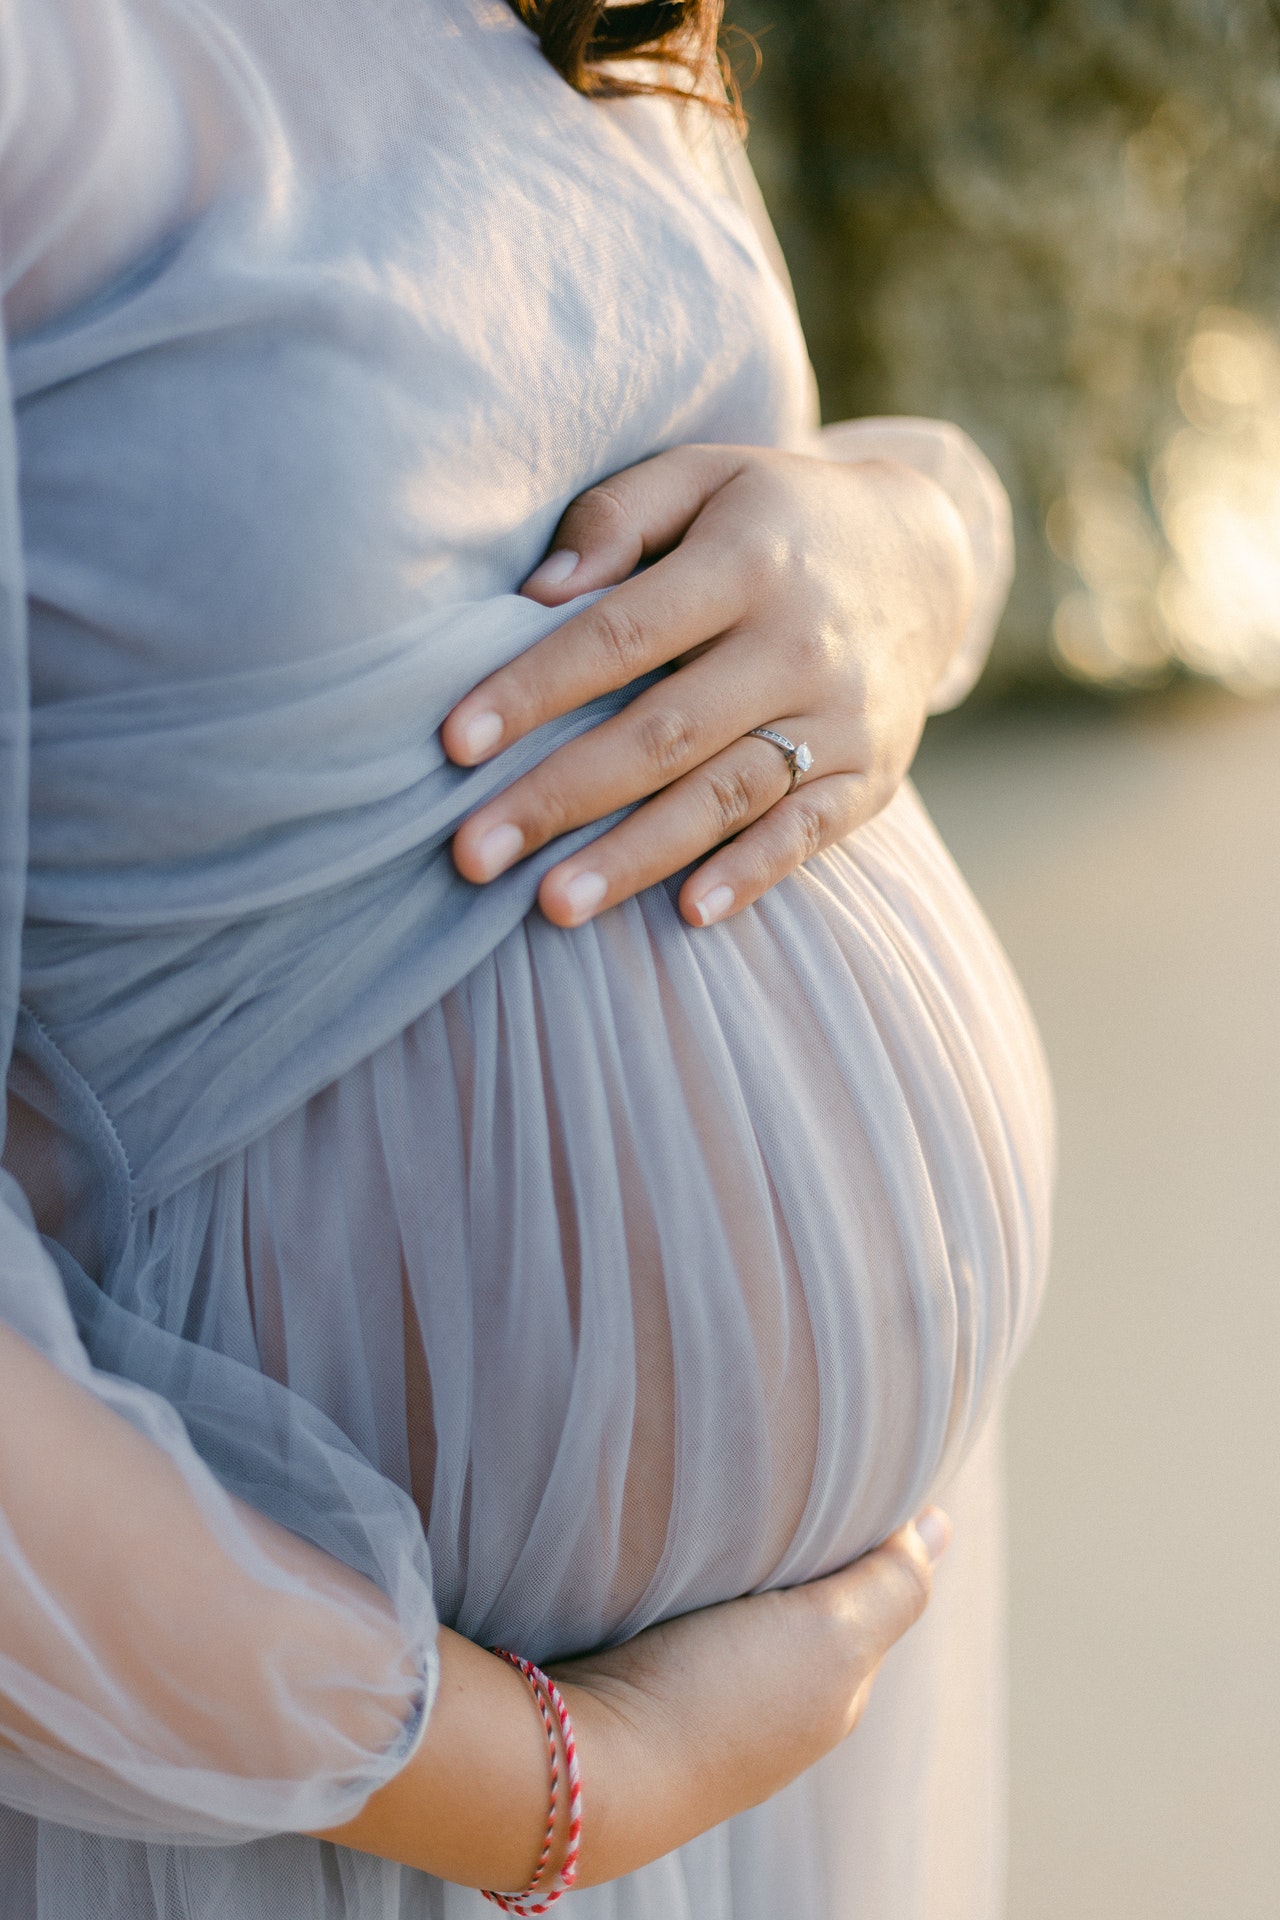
[733,3,1280,1914]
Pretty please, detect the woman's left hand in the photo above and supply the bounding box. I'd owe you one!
[444,443,975,929]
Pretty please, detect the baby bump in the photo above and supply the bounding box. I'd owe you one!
[235,781,1053,1664]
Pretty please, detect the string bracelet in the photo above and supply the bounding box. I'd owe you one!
[481,1649,582,1915]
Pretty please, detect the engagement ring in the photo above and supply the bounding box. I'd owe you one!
[747,727,814,793]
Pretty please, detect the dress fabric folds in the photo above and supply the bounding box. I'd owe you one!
[0,3,1053,1917]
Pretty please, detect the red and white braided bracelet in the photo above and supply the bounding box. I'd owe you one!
[481,1650,582,1914]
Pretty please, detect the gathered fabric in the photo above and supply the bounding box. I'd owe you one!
[0,2,1049,1916]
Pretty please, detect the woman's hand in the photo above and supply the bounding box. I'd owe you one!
[317,1509,951,1890]
[444,445,974,929]
[558,1508,952,1886]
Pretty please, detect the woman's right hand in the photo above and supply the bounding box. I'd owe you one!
[319,1510,951,1891]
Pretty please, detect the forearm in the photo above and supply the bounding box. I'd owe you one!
[317,1606,841,1892]
[0,1322,418,1786]
[320,1529,935,1891]
[315,1627,556,1888]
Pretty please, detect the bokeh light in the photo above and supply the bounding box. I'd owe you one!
[1047,308,1280,693]
[1156,310,1280,692]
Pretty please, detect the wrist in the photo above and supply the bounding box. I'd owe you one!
[552,1662,690,1888]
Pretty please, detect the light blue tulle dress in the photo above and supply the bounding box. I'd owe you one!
[0,4,1052,1917]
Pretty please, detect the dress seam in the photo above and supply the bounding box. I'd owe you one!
[14,1002,138,1223]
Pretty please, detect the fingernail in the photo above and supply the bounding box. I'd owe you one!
[460,709,504,760]
[472,821,524,880]
[561,870,608,923]
[693,883,736,927]
[915,1507,953,1567]
[525,549,580,591]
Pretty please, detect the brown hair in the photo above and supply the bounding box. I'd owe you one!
[506,2,738,116]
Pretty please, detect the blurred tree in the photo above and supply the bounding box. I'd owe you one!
[735,0,1280,690]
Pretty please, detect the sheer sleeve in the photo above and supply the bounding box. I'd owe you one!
[0,18,438,1846]
[0,1196,437,1843]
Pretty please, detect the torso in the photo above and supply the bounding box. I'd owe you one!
[2,0,1052,1660]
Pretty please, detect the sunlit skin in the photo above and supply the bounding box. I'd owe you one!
[445,444,975,928]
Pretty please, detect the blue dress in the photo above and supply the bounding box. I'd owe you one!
[0,3,1051,1915]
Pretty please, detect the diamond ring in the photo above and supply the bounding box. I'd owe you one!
[747,727,814,794]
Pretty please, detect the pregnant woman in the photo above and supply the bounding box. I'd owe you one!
[0,3,1053,1918]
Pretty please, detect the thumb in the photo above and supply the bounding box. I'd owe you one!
[520,444,746,603]
[820,1507,952,1669]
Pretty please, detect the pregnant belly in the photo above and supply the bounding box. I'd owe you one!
[233,782,1053,1664]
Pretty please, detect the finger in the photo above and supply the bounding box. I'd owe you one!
[519,445,749,604]
[535,732,796,926]
[452,646,813,884]
[443,537,749,767]
[678,766,891,928]
[914,1507,954,1565]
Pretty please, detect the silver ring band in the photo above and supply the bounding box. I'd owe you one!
[747,727,814,794]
